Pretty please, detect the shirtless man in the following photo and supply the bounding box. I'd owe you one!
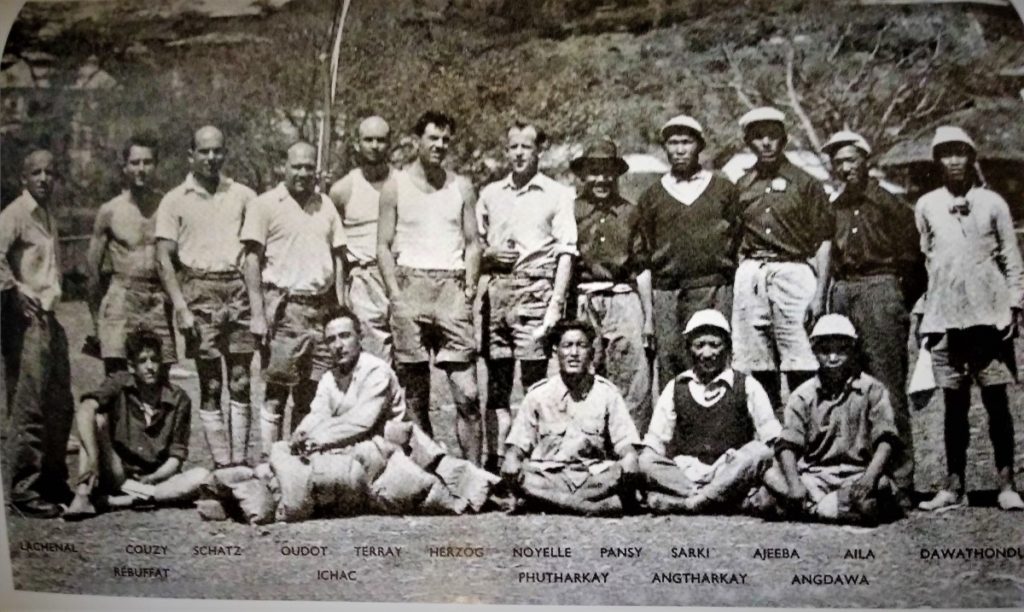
[88,134,175,375]
[377,111,483,465]
[155,125,257,468]
[330,116,394,362]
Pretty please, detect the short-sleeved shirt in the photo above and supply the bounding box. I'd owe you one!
[915,186,1024,333]
[154,173,256,272]
[239,183,345,294]
[831,182,919,279]
[644,368,781,456]
[737,161,833,260]
[292,352,405,446]
[575,193,643,285]
[96,190,162,279]
[477,172,578,276]
[506,374,640,468]
[779,372,900,468]
[81,372,192,474]
[0,191,62,311]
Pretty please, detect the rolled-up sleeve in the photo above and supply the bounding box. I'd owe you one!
[866,383,901,451]
[0,207,21,291]
[744,376,782,443]
[606,391,641,456]
[505,393,540,454]
[551,185,578,257]
[168,391,192,462]
[778,388,812,454]
[153,195,179,243]
[642,381,676,455]
[238,197,268,246]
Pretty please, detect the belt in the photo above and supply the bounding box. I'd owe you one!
[265,284,331,305]
[577,281,635,295]
[113,273,162,285]
[743,251,809,263]
[347,259,378,270]
[835,270,899,281]
[396,266,463,279]
[655,273,728,291]
[491,270,554,281]
[181,267,241,281]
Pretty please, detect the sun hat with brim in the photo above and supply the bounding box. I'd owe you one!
[809,314,858,341]
[822,130,872,157]
[570,139,629,176]
[738,106,786,131]
[683,309,731,337]
[931,125,976,157]
[660,114,705,144]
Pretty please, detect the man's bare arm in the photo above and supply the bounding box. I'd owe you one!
[376,178,400,298]
[333,249,347,307]
[242,242,267,338]
[459,177,481,295]
[155,238,194,332]
[328,173,354,216]
[75,398,101,475]
[86,205,113,328]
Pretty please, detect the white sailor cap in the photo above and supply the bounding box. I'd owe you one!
[931,126,976,156]
[660,115,705,142]
[809,314,858,341]
[738,106,786,130]
[821,130,872,157]
[683,309,731,337]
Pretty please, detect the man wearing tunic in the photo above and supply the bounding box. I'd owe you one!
[915,127,1024,512]
[88,134,176,375]
[640,310,780,513]
[501,320,641,516]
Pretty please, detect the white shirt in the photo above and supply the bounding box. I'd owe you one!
[660,169,713,206]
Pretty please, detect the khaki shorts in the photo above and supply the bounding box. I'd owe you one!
[182,270,254,360]
[98,276,176,364]
[347,264,392,363]
[484,275,553,361]
[731,259,817,372]
[929,327,1016,389]
[390,267,475,364]
[262,287,334,385]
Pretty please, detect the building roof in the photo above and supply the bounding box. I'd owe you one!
[879,98,1024,166]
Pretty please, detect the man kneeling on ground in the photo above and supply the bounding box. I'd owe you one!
[757,314,904,525]
[501,320,641,516]
[65,329,209,519]
[640,309,781,513]
[200,307,497,523]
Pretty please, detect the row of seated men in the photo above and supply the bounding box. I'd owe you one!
[63,306,903,526]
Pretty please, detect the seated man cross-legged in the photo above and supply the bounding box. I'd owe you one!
[501,320,641,516]
[66,329,210,519]
[640,309,781,513]
[758,314,904,525]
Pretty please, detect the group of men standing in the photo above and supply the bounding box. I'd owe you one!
[1,103,1022,522]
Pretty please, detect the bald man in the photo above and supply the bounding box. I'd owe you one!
[0,149,75,517]
[156,126,257,468]
[329,116,394,363]
[242,141,346,460]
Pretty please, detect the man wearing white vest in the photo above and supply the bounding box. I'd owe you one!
[376,111,483,466]
[330,116,394,363]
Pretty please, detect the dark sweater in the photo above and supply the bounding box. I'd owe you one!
[665,374,754,465]
[635,174,742,290]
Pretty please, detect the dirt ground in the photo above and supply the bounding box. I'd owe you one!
[4,302,1024,606]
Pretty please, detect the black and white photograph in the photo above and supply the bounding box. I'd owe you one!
[1,0,1024,607]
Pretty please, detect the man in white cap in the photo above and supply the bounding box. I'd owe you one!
[915,126,1024,511]
[820,130,921,504]
[329,115,394,363]
[732,107,834,412]
[477,120,577,473]
[639,309,780,514]
[635,115,741,389]
[569,138,651,431]
[760,314,904,525]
